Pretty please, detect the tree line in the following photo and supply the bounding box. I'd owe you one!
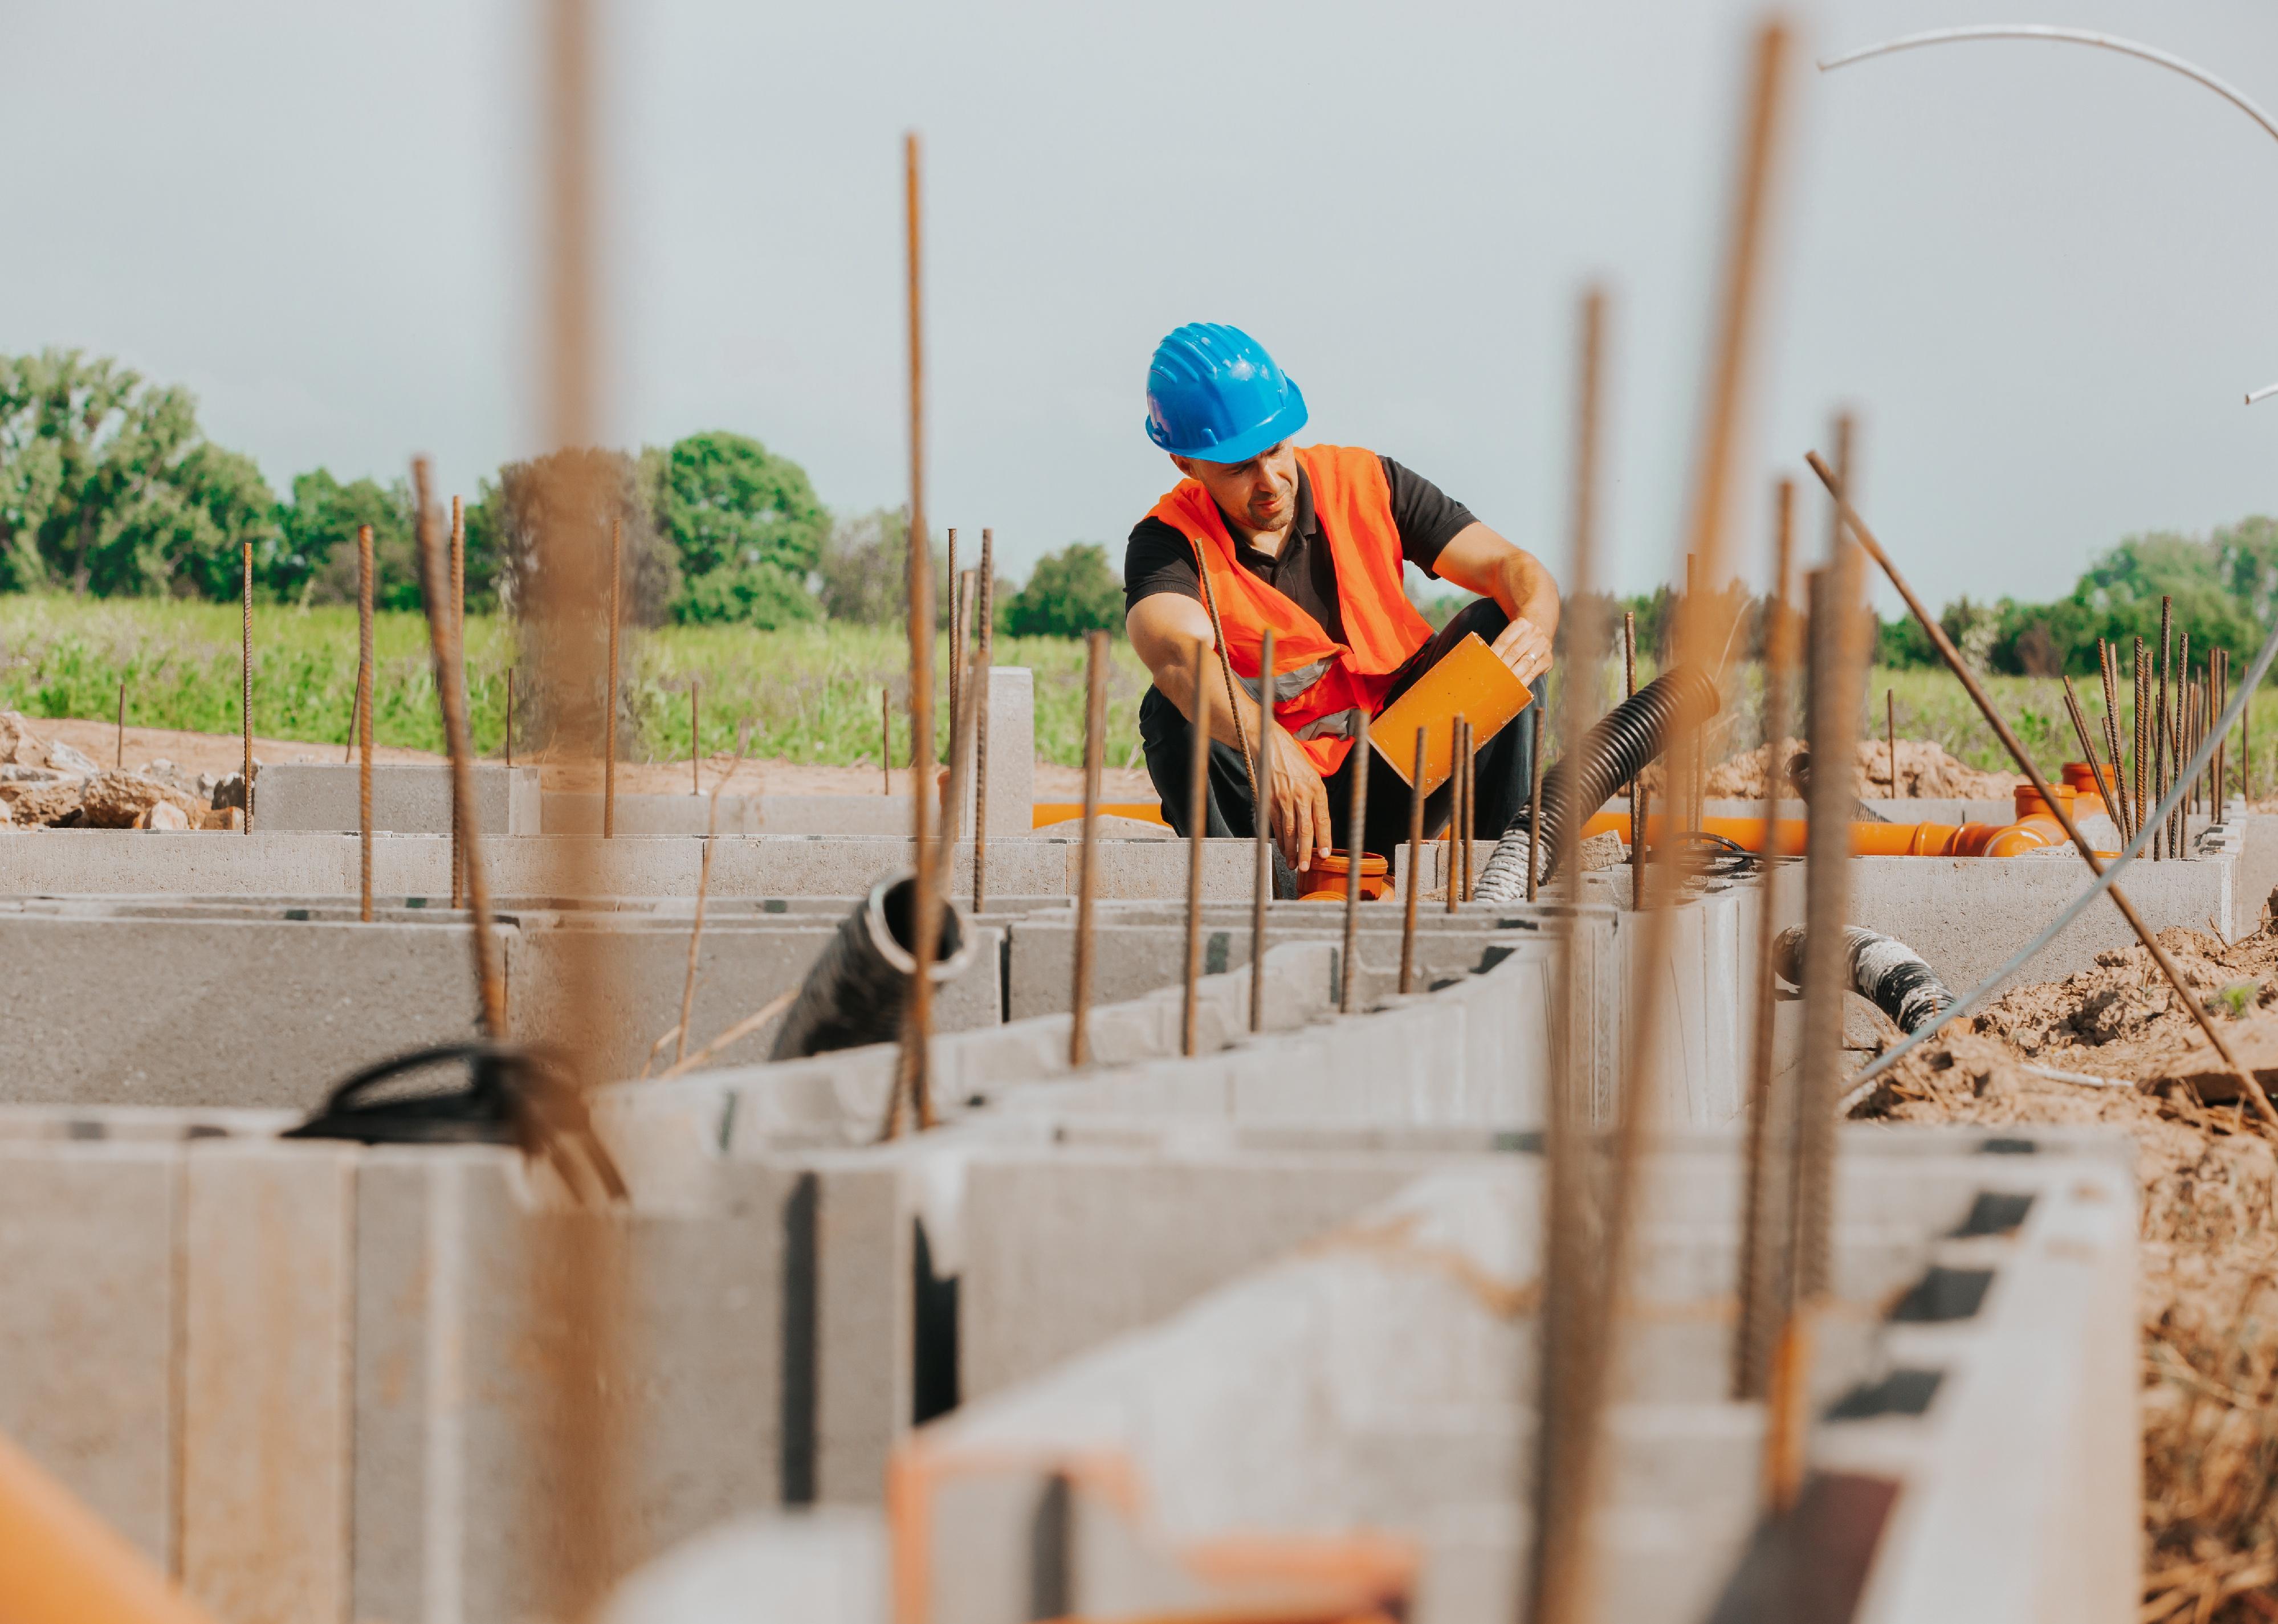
[0,349,1127,636]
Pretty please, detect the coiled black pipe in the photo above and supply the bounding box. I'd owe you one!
[769,873,976,1060]
[1774,924,1955,1035]
[1476,663,1721,899]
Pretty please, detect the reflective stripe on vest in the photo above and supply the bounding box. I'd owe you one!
[1145,444,1434,776]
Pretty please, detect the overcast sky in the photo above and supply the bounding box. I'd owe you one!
[7,1,2278,614]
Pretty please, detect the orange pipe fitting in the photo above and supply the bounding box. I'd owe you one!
[1579,800,2093,859]
[1299,850,1392,901]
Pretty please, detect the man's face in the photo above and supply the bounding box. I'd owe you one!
[1172,441,1299,535]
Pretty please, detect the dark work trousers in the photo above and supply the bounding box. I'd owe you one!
[1139,598,1539,879]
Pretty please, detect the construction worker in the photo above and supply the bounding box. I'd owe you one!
[1124,322,1560,883]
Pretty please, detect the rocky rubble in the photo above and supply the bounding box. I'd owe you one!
[0,711,237,830]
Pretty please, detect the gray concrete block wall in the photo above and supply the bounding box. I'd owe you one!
[259,762,541,834]
[0,1142,180,1569]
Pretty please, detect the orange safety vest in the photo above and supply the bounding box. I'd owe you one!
[1146,443,1434,775]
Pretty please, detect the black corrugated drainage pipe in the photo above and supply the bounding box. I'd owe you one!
[770,872,976,1060]
[1474,664,1722,902]
[1774,924,1955,1035]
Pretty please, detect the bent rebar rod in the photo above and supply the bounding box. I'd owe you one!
[1821,26,2278,406]
[1838,602,2278,1112]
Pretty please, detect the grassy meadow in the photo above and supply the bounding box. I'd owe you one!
[0,595,1156,768]
[0,593,2260,782]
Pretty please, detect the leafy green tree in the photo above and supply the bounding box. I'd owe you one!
[653,430,827,625]
[1003,543,1124,638]
[0,349,277,599]
[274,469,419,607]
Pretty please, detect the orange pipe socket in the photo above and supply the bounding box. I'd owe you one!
[0,1429,219,1624]
[1298,850,1392,900]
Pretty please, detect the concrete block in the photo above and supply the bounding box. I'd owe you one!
[0,829,360,895]
[351,1146,794,1621]
[179,1140,357,1624]
[1838,851,2234,993]
[958,1148,1441,1401]
[0,1142,180,1568]
[0,913,499,1110]
[600,1507,887,1624]
[544,791,765,835]
[259,761,540,834]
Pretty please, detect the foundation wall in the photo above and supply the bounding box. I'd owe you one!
[257,762,542,834]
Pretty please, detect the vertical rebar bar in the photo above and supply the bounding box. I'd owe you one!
[604,517,621,839]
[1250,626,1275,1033]
[2098,639,2132,842]
[451,496,468,909]
[1733,476,1795,1402]
[241,540,253,834]
[1625,613,1641,907]
[358,523,374,924]
[115,678,124,770]
[1193,550,1257,810]
[2060,677,2117,846]
[1460,719,1475,902]
[1183,640,1212,1054]
[882,688,891,795]
[1445,710,1465,914]
[974,528,995,916]
[1886,687,1896,797]
[1400,724,1425,995]
[944,570,978,846]
[2158,599,2173,858]
[1071,631,1106,1067]
[2135,637,2149,850]
[1342,707,1371,1012]
[691,680,700,795]
[506,669,514,769]
[1526,705,1543,904]
[2175,631,2190,846]
[945,529,959,752]
[891,128,940,1139]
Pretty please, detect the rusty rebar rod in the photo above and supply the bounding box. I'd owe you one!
[943,569,979,847]
[1070,630,1106,1067]
[2135,638,2149,850]
[882,688,891,795]
[1250,627,1275,1033]
[604,517,621,839]
[1808,453,2278,1128]
[691,680,700,795]
[1183,640,1213,1054]
[1445,709,1465,915]
[2158,599,2173,858]
[2060,676,2120,842]
[413,460,506,1038]
[1459,718,1474,902]
[945,528,959,745]
[1341,707,1370,1013]
[2097,639,2133,841]
[890,128,939,1139]
[1533,22,1791,1612]
[451,496,467,908]
[1886,687,1897,796]
[1400,724,1425,995]
[506,669,515,769]
[1733,475,1795,1403]
[114,678,124,770]
[1526,704,1543,904]
[241,540,253,833]
[1626,612,1643,908]
[358,524,374,923]
[674,724,751,1066]
[974,528,995,916]
[1193,551,1257,810]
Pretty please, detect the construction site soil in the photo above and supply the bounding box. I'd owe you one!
[1705,734,2022,799]
[1859,924,2278,1618]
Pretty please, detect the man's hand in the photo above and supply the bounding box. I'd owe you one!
[1265,726,1334,872]
[1490,614,1554,688]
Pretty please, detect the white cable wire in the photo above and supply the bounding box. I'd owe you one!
[1821,26,2278,406]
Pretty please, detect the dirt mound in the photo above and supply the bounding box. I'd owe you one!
[1705,736,2018,800]
[1854,923,2278,1614]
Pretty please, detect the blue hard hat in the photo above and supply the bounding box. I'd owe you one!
[1144,323,1307,463]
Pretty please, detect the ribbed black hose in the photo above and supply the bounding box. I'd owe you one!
[769,874,974,1060]
[1774,924,1954,1035]
[1476,664,1721,899]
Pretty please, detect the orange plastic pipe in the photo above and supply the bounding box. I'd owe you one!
[1578,810,2072,858]
[0,1430,219,1624]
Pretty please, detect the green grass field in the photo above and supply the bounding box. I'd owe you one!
[0,595,1156,768]
[0,593,2259,781]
